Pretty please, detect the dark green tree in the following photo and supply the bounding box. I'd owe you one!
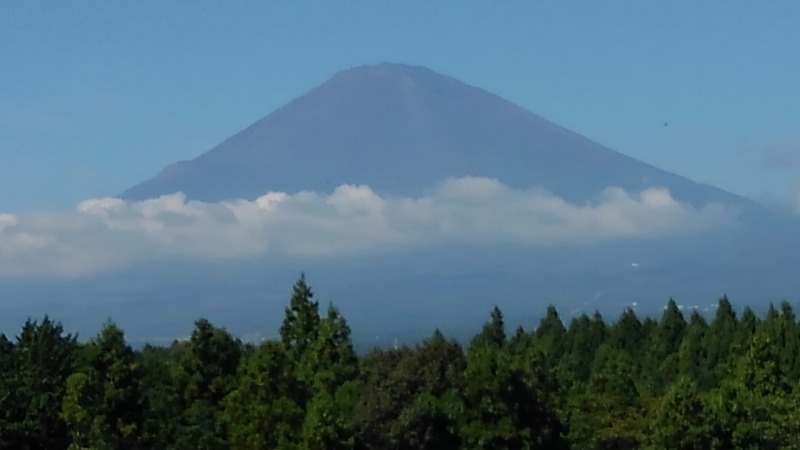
[469,306,506,350]
[647,377,714,450]
[279,273,320,358]
[708,331,800,449]
[643,299,687,394]
[704,296,738,385]
[562,311,607,392]
[532,305,567,372]
[0,317,78,450]
[222,341,301,450]
[461,308,567,449]
[677,310,711,389]
[61,322,146,450]
[355,329,465,450]
[300,305,360,450]
[571,344,647,450]
[137,343,181,449]
[609,307,646,357]
[172,319,242,450]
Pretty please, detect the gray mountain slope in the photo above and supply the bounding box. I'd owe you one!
[121,63,749,208]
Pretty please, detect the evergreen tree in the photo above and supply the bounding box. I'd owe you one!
[468,306,506,350]
[562,311,607,392]
[532,305,567,371]
[280,273,321,358]
[571,344,647,450]
[138,343,181,449]
[643,299,687,394]
[173,319,242,450]
[390,330,464,450]
[647,377,714,450]
[61,322,146,450]
[0,333,16,450]
[461,307,567,449]
[677,310,711,389]
[609,307,645,357]
[708,330,800,449]
[222,341,301,450]
[300,305,360,450]
[736,306,759,348]
[704,296,738,385]
[0,317,78,450]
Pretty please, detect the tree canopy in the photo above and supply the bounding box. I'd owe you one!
[0,279,798,449]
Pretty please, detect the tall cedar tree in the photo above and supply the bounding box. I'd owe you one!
[172,319,242,450]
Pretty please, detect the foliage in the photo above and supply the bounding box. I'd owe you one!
[0,280,799,450]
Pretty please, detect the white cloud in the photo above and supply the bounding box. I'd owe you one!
[0,177,734,278]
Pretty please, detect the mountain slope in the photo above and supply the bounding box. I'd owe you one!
[121,63,748,208]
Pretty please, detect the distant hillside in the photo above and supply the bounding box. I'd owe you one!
[121,63,749,208]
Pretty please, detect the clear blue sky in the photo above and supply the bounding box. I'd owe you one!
[2,1,799,211]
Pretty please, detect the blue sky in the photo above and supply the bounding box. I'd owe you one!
[2,1,799,211]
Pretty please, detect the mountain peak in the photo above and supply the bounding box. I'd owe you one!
[121,64,744,208]
[332,62,446,80]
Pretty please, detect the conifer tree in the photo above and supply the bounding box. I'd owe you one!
[677,310,711,388]
[1,317,78,450]
[280,273,321,358]
[223,341,301,450]
[532,305,567,371]
[704,295,738,384]
[173,319,242,450]
[62,322,146,450]
[643,299,687,394]
[300,305,360,450]
[647,377,714,450]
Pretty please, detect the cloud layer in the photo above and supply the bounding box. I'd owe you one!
[0,177,732,278]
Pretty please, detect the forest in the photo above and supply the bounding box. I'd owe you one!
[1,274,799,450]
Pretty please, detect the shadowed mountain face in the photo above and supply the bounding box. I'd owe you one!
[122,63,746,207]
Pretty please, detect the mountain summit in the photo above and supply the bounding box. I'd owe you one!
[122,63,742,206]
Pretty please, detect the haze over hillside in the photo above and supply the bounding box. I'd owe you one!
[122,63,748,209]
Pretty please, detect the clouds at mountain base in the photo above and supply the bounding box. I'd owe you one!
[0,177,733,278]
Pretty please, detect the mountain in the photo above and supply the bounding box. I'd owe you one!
[122,63,748,208]
[4,63,793,345]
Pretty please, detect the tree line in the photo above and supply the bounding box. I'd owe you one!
[1,274,800,449]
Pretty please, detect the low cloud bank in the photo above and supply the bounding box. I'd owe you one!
[0,177,732,277]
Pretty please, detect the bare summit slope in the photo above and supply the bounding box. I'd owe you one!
[122,63,746,206]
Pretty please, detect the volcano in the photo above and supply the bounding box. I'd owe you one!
[121,63,747,208]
